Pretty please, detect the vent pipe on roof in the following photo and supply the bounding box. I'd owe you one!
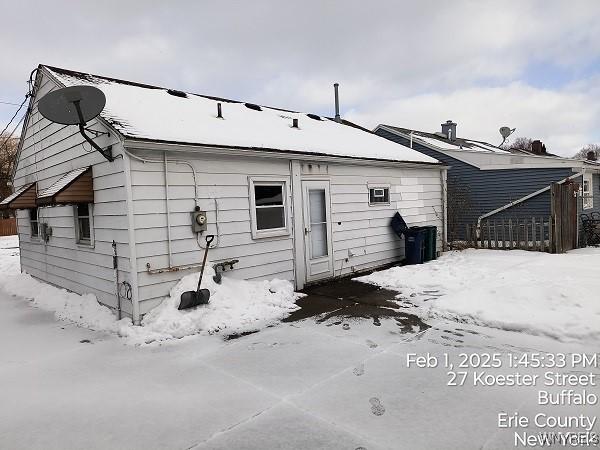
[292,118,299,128]
[334,83,341,123]
[217,102,223,119]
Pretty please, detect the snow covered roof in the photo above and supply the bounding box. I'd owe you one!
[0,183,35,208]
[380,125,511,154]
[38,167,89,201]
[42,66,438,165]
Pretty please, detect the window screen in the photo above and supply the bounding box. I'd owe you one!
[76,204,92,243]
[369,187,390,205]
[29,208,38,237]
[254,184,285,230]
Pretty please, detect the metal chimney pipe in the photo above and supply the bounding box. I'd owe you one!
[334,83,341,122]
[217,102,223,119]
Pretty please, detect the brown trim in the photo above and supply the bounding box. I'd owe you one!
[36,168,94,206]
[0,183,37,210]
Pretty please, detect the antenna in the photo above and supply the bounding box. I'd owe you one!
[499,126,516,147]
[38,86,113,162]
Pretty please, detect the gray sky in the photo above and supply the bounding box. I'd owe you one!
[2,0,600,156]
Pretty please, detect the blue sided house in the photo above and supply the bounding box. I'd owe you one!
[374,121,600,243]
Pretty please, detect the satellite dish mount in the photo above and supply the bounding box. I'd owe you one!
[38,86,113,162]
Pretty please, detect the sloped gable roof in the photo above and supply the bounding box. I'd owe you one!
[41,65,438,165]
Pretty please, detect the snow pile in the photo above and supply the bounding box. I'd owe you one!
[358,248,600,342]
[0,237,300,344]
[123,265,301,345]
[0,236,129,333]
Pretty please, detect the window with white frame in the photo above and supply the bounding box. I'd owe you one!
[29,208,39,238]
[74,203,93,245]
[249,178,289,238]
[369,186,390,205]
[583,173,593,209]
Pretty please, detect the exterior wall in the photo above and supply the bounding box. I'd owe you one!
[12,69,132,316]
[128,148,444,317]
[326,162,444,277]
[375,129,574,237]
[129,150,295,315]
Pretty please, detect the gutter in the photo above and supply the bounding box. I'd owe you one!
[123,137,445,170]
[476,172,584,231]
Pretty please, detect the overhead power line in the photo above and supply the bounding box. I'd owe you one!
[0,100,22,107]
[0,96,28,138]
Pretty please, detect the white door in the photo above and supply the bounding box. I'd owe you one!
[302,180,334,282]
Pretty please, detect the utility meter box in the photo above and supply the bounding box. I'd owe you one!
[191,210,207,233]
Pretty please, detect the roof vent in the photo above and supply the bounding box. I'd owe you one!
[167,89,187,98]
[217,102,223,119]
[292,118,299,128]
[307,113,322,121]
[244,103,262,111]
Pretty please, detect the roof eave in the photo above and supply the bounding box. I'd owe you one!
[123,137,447,170]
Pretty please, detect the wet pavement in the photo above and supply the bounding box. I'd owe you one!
[284,278,430,334]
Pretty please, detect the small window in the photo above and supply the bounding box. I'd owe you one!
[29,208,39,238]
[583,174,593,209]
[369,187,390,205]
[249,178,289,238]
[74,203,93,245]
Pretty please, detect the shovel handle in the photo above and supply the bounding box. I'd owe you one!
[197,235,215,291]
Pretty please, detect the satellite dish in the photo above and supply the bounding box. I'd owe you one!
[499,126,516,146]
[38,86,112,162]
[39,86,106,125]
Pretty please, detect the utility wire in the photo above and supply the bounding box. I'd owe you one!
[0,112,26,151]
[0,96,28,138]
[0,100,21,107]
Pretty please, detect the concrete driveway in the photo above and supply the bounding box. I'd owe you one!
[0,279,598,449]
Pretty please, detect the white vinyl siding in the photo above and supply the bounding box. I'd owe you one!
[12,69,133,317]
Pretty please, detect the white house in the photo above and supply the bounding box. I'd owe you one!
[2,65,446,324]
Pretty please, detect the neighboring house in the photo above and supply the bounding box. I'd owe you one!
[374,121,600,241]
[1,65,446,324]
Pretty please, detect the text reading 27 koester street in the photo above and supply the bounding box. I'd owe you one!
[406,352,600,447]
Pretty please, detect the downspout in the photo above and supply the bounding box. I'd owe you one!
[163,151,173,268]
[440,168,448,250]
[476,171,584,233]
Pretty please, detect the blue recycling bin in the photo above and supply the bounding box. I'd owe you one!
[404,227,426,265]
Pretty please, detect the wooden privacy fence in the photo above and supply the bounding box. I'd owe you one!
[466,217,553,252]
[0,218,17,236]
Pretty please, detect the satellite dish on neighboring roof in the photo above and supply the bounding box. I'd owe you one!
[499,126,516,146]
[39,86,106,125]
[38,86,113,162]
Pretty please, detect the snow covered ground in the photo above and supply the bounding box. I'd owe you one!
[358,248,600,343]
[0,235,301,344]
[1,236,599,449]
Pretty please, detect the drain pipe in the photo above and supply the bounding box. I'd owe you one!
[112,240,122,320]
[163,151,173,268]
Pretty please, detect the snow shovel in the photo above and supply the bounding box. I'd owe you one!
[178,234,215,310]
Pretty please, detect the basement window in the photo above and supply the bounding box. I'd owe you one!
[369,187,390,205]
[74,203,94,245]
[249,178,289,238]
[583,173,593,209]
[29,208,39,238]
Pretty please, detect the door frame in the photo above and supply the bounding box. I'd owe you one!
[301,179,334,283]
